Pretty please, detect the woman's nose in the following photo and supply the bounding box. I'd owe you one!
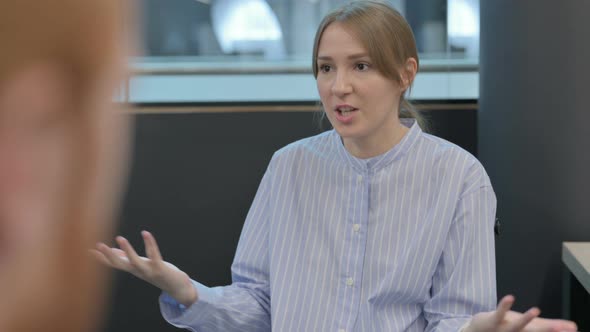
[331,72,353,96]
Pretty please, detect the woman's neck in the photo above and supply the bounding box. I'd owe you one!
[342,121,410,159]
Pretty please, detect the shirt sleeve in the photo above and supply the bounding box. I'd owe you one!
[158,162,274,332]
[424,165,498,332]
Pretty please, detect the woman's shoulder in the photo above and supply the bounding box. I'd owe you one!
[271,130,336,162]
[417,131,477,163]
[416,132,491,187]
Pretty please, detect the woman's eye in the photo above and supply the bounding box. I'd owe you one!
[356,63,370,71]
[319,64,332,73]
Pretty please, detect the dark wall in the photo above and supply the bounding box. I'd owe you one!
[103,107,477,331]
[479,0,590,324]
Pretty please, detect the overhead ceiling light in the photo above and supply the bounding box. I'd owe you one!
[211,0,285,58]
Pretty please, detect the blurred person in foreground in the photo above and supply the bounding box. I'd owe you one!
[0,0,133,331]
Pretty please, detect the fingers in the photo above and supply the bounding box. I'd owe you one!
[494,295,541,332]
[505,307,540,332]
[472,295,577,332]
[142,230,163,261]
[116,236,144,268]
[94,242,131,271]
[93,232,157,273]
[90,249,112,266]
[91,248,130,267]
[555,320,578,332]
[494,295,515,325]
[530,317,579,332]
[110,247,128,258]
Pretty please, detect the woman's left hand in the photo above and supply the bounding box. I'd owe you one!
[463,295,577,332]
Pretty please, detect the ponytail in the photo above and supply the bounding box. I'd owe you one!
[400,98,428,132]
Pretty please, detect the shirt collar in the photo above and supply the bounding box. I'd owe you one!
[332,118,422,174]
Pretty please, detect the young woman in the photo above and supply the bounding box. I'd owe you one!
[0,0,132,330]
[95,1,577,331]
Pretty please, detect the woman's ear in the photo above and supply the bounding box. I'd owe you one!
[400,57,418,91]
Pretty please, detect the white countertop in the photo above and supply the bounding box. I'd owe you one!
[562,242,590,293]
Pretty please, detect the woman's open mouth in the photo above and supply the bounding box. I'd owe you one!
[334,105,358,123]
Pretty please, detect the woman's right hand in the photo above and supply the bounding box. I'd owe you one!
[93,230,198,307]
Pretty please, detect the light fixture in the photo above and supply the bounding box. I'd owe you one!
[211,0,285,59]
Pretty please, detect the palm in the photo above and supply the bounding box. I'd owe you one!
[92,231,197,306]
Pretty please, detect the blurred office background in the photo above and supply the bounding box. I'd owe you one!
[140,0,478,60]
[104,0,589,331]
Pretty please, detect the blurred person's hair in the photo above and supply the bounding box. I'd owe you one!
[0,0,134,331]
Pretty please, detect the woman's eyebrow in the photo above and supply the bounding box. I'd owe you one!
[317,53,370,61]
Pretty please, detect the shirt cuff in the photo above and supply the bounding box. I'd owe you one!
[159,280,219,328]
[459,319,472,332]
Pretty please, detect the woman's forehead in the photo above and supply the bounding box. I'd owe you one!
[318,22,368,57]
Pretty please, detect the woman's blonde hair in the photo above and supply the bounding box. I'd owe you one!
[312,0,426,128]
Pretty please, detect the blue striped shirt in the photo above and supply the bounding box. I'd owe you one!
[159,120,497,331]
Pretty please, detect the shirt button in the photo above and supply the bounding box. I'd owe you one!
[346,277,354,286]
[357,175,363,183]
[352,224,360,232]
[338,329,346,332]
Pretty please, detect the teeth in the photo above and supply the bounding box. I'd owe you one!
[338,106,354,114]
